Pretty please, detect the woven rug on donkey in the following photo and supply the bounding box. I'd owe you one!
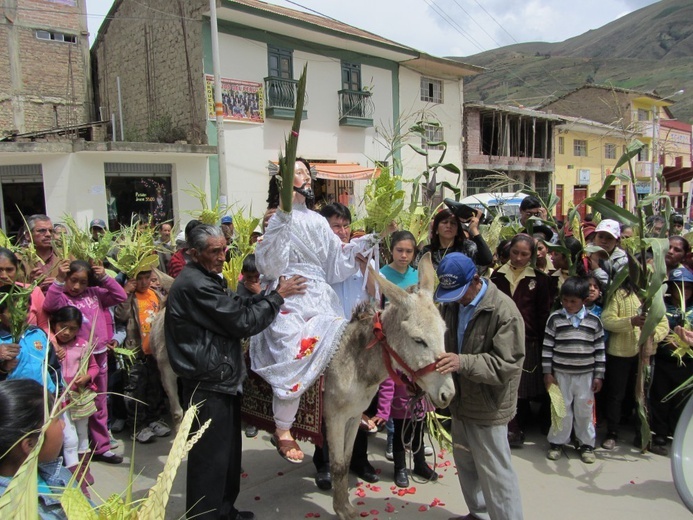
[241,352,324,446]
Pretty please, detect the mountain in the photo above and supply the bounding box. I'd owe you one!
[453,0,693,123]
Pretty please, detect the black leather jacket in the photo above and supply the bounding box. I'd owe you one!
[164,262,284,395]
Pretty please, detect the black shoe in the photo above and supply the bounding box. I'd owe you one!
[231,512,256,520]
[245,425,258,438]
[352,464,379,483]
[315,470,332,490]
[653,434,668,446]
[413,464,438,481]
[394,468,409,488]
[92,451,123,464]
[649,444,669,456]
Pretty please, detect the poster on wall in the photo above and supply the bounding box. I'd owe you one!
[205,75,264,123]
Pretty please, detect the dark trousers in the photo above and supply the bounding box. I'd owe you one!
[313,423,369,471]
[650,350,693,437]
[124,355,164,430]
[392,418,425,469]
[182,382,242,520]
[605,354,639,434]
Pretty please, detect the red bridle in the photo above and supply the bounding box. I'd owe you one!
[365,312,438,391]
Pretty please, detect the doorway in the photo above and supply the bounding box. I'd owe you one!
[573,187,587,219]
[1,182,46,237]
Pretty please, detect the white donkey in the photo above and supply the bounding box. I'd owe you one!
[324,253,454,519]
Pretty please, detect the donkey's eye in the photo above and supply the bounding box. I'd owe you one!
[414,338,428,348]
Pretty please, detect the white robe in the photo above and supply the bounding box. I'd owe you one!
[250,204,377,399]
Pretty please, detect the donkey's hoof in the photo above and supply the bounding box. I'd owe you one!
[335,503,358,520]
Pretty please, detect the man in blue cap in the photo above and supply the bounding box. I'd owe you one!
[434,253,525,520]
[221,215,234,246]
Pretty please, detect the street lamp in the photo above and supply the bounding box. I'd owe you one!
[651,89,685,194]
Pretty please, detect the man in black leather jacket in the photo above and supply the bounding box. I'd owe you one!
[165,224,305,520]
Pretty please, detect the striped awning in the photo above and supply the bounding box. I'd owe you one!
[268,161,380,180]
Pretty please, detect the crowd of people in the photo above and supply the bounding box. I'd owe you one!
[0,173,692,519]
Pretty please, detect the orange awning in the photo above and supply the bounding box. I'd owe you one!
[268,161,380,180]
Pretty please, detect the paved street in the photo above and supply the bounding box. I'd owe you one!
[90,421,691,519]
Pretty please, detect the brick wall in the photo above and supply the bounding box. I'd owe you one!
[0,0,91,134]
[92,0,209,144]
[463,108,481,162]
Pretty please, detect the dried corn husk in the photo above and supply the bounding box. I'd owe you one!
[548,383,567,432]
[136,405,209,519]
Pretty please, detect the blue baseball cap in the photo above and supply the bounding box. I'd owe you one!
[667,267,693,285]
[89,219,106,230]
[434,253,477,303]
[221,216,233,225]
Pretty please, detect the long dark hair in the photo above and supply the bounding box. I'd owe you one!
[267,157,314,210]
[430,209,465,251]
[50,306,83,330]
[68,260,98,286]
[0,380,51,461]
[0,248,18,268]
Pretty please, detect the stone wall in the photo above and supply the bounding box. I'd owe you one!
[92,0,209,144]
[0,0,91,134]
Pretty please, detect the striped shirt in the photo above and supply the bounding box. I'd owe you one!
[542,309,606,378]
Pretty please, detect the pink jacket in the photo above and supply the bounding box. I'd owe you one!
[58,337,98,390]
[43,275,127,354]
[376,375,434,421]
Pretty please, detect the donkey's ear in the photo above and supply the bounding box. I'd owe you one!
[368,265,408,306]
[417,252,436,295]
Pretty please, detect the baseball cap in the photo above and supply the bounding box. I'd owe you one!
[175,231,186,245]
[434,253,477,303]
[594,219,620,239]
[221,216,233,225]
[89,219,107,230]
[667,267,693,285]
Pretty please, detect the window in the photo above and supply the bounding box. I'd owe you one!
[421,124,444,150]
[35,30,76,43]
[420,77,443,103]
[558,136,564,154]
[604,143,617,159]
[268,46,293,79]
[573,139,588,157]
[638,144,649,162]
[341,62,361,91]
[637,108,650,121]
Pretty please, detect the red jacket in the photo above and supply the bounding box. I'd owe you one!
[167,249,189,278]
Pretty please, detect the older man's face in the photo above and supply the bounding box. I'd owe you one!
[192,236,227,274]
[31,219,54,249]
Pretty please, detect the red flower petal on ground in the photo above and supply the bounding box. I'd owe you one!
[407,487,417,494]
[241,473,248,478]
[305,514,314,518]
[357,501,365,505]
[355,488,366,497]
[385,503,395,513]
[418,505,428,511]
[370,510,379,515]
[370,485,381,492]
[397,489,407,496]
[360,512,369,518]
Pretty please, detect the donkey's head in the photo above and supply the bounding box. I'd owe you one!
[375,253,454,409]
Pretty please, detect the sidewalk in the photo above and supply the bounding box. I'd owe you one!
[90,424,690,519]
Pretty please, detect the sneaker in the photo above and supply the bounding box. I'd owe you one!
[385,439,394,461]
[109,430,119,449]
[579,445,596,464]
[546,443,562,460]
[601,433,617,450]
[134,426,156,444]
[111,418,126,433]
[148,420,171,437]
[424,445,433,456]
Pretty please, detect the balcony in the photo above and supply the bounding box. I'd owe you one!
[338,89,374,127]
[263,77,307,120]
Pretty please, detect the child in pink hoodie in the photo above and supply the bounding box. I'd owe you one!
[51,305,98,495]
[44,259,127,464]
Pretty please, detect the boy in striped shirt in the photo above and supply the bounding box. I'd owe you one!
[543,276,606,463]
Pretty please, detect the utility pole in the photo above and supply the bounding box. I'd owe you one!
[209,0,228,211]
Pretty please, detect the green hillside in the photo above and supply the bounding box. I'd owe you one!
[454,0,693,122]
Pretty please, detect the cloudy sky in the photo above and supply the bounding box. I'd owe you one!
[85,0,659,57]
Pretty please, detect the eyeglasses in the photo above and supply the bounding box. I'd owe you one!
[33,228,54,235]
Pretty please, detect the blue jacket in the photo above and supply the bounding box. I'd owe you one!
[1,327,57,393]
[0,459,72,519]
